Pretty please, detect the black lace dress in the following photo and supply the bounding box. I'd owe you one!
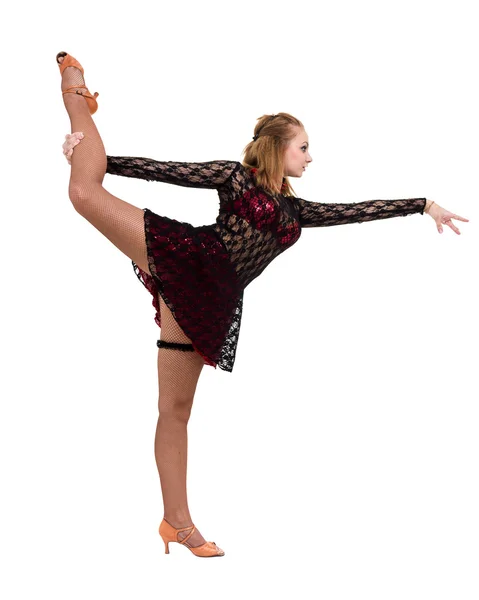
[105,156,427,373]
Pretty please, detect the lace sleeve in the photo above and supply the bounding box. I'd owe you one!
[291,197,428,228]
[105,156,240,189]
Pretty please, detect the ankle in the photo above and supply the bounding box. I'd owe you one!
[63,92,91,111]
[164,513,193,528]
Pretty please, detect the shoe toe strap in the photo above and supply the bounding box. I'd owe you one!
[178,525,196,545]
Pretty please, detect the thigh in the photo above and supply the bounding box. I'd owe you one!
[157,295,205,402]
[72,183,150,274]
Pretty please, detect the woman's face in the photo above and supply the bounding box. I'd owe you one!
[283,128,313,178]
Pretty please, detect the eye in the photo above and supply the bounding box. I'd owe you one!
[301,145,308,152]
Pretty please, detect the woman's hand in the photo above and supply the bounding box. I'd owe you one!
[424,199,469,235]
[62,131,84,165]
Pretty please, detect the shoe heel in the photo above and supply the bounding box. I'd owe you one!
[161,537,170,554]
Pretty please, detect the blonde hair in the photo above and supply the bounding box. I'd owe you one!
[241,112,304,197]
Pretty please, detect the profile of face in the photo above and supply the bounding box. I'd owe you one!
[283,127,313,178]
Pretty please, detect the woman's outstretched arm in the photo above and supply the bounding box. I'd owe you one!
[105,155,240,189]
[290,196,428,227]
[290,196,469,235]
[62,131,239,189]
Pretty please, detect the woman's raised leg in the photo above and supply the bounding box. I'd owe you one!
[58,54,150,274]
[155,295,212,549]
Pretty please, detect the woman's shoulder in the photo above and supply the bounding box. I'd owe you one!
[221,161,254,186]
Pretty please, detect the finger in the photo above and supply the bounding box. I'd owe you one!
[452,214,469,222]
[63,137,76,148]
[63,138,79,154]
[446,220,460,235]
[65,132,83,142]
[437,222,443,234]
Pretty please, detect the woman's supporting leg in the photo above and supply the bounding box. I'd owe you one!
[155,295,209,548]
[59,57,150,274]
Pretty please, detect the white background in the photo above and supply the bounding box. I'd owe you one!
[1,0,478,598]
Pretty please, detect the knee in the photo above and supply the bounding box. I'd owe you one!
[68,180,99,211]
[158,395,193,422]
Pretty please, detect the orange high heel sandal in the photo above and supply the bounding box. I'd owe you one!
[159,518,225,558]
[56,51,99,115]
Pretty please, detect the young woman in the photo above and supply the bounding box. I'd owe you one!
[57,51,469,558]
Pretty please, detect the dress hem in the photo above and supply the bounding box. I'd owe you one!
[132,260,218,370]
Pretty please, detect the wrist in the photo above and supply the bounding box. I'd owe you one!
[425,199,434,214]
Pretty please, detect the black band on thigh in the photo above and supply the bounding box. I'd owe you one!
[157,339,195,352]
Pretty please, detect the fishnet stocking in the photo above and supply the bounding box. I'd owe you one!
[155,295,208,548]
